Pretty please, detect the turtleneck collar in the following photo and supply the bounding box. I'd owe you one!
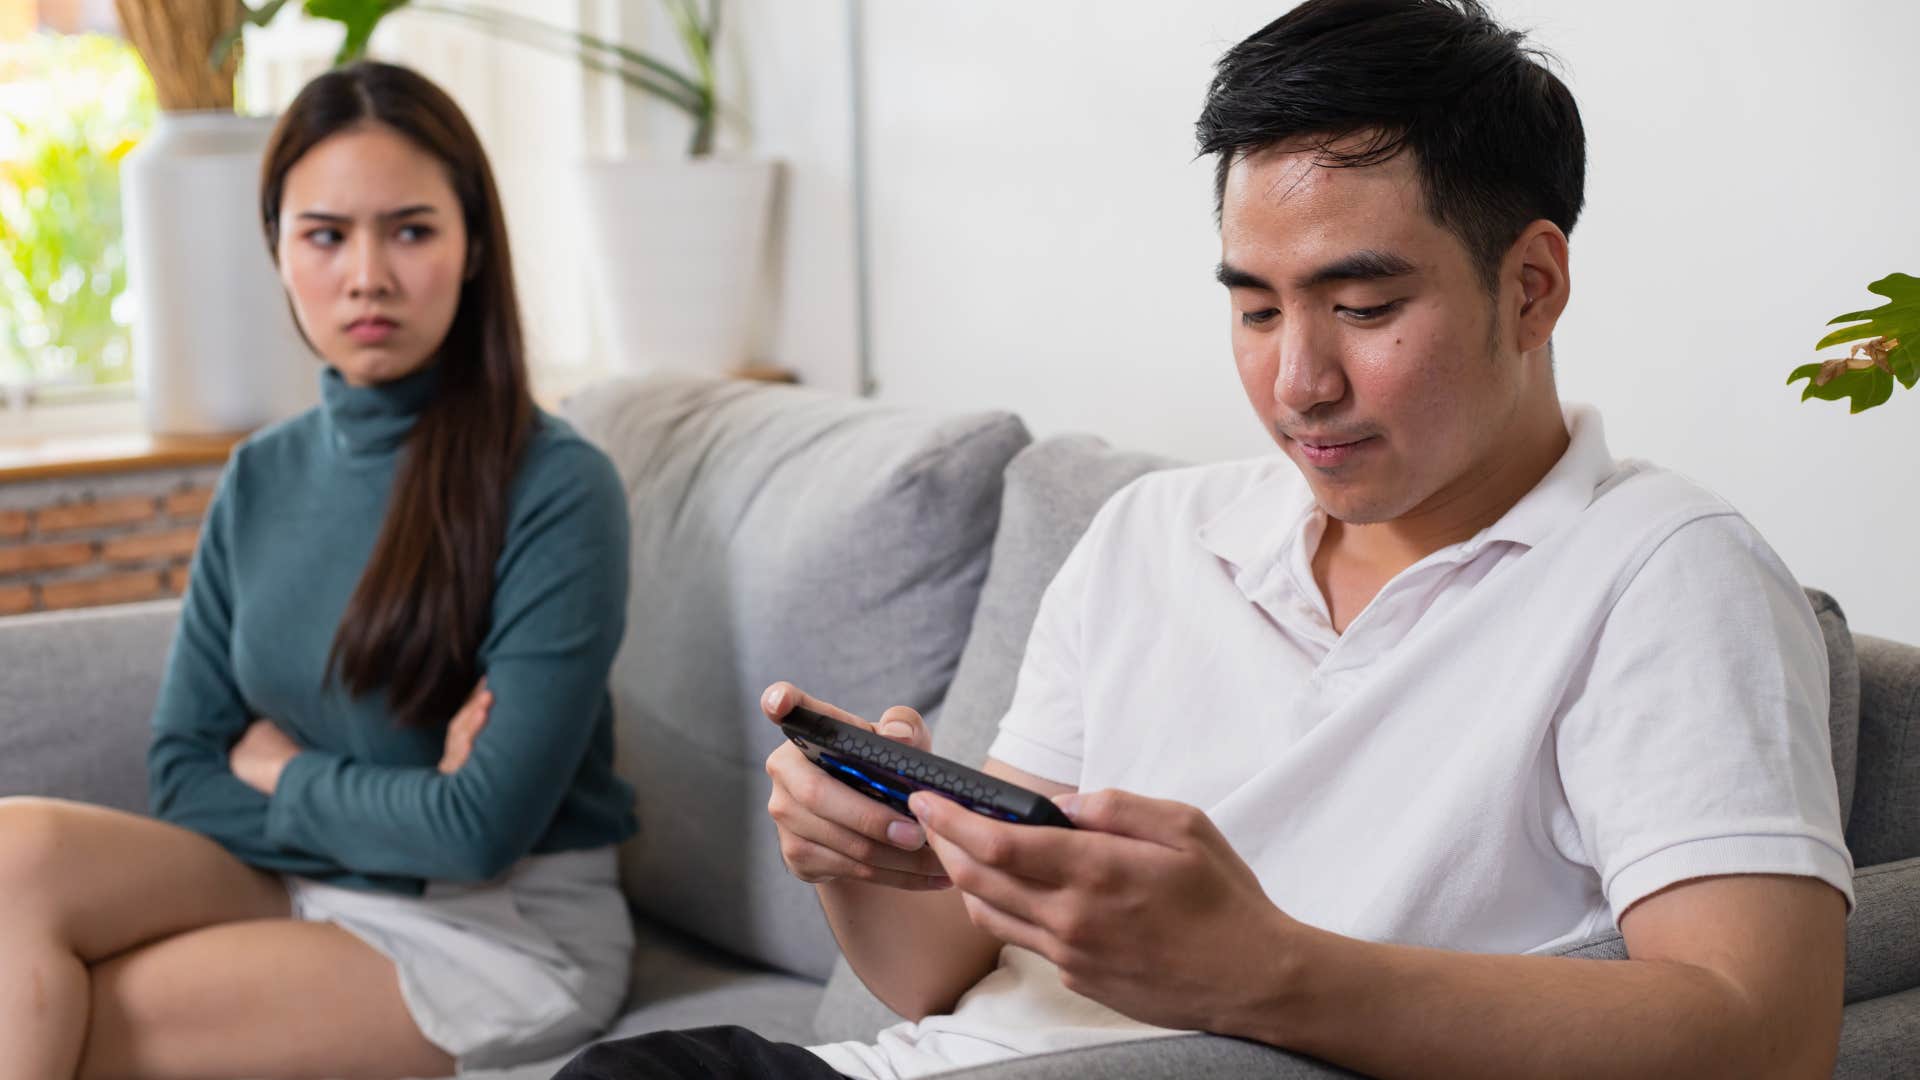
[319,363,441,458]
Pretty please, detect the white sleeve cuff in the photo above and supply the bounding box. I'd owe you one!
[1605,832,1857,922]
[985,726,1083,788]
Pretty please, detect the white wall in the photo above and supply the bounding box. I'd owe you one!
[797,1,1920,643]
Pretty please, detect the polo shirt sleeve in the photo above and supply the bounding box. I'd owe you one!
[984,503,1113,788]
[1554,511,1855,924]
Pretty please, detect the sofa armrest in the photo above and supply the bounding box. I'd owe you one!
[0,600,179,814]
[937,1033,1363,1079]
[1851,633,1920,867]
[1838,985,1920,1077]
[1845,856,1920,1004]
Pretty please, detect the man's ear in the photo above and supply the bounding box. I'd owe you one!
[1507,220,1570,353]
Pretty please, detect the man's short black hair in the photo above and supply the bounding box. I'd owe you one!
[1196,0,1586,292]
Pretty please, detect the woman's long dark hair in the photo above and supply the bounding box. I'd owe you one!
[261,61,534,729]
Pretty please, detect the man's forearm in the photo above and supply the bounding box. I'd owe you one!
[1240,926,1832,1080]
[819,879,1001,1021]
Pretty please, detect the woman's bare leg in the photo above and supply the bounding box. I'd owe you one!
[0,797,291,1079]
[77,918,455,1080]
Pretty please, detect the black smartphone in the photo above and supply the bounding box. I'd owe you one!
[779,705,1074,829]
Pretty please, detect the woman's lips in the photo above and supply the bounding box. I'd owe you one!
[345,318,398,345]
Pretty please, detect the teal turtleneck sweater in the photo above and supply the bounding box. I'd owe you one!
[148,365,637,894]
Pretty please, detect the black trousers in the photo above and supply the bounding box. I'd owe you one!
[555,1025,852,1080]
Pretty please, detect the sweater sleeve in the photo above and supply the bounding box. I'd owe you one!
[263,441,631,882]
[146,462,343,878]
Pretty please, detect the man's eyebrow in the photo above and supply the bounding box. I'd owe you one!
[1215,249,1417,293]
[294,204,439,223]
[1215,262,1272,291]
[1294,249,1417,290]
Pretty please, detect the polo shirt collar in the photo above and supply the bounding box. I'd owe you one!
[1473,403,1614,553]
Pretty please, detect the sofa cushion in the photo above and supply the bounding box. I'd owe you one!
[562,375,1030,982]
[1848,634,1920,866]
[1835,985,1920,1079]
[1842,856,1920,1003]
[0,599,180,814]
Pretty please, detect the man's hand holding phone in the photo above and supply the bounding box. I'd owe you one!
[762,682,952,891]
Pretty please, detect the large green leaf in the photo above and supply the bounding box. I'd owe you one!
[305,0,411,64]
[1788,360,1894,414]
[1788,272,1918,412]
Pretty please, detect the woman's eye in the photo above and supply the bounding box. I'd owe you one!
[305,227,343,247]
[1337,300,1403,323]
[397,224,435,242]
[1240,308,1280,328]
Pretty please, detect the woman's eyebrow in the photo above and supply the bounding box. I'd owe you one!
[294,204,439,223]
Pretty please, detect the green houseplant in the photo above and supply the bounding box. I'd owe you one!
[1787,273,1917,414]
[234,1,778,377]
[233,0,725,156]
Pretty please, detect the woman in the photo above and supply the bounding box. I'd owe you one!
[0,62,636,1078]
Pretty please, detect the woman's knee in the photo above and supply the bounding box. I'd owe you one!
[0,796,80,926]
[0,797,76,890]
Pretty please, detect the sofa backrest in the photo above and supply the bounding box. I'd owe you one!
[0,598,178,815]
[1849,634,1920,866]
[562,375,1031,981]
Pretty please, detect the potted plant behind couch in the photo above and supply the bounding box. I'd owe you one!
[239,0,779,378]
[115,0,317,436]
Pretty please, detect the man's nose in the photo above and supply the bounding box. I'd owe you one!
[1272,321,1346,415]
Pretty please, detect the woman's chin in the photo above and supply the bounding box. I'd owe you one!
[329,351,433,387]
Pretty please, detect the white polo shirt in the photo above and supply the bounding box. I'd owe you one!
[812,404,1854,1080]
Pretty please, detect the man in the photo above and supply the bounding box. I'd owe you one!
[563,1,1852,1076]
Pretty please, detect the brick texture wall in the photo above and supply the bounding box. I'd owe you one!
[0,465,224,616]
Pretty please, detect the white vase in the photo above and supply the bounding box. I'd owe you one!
[121,111,316,435]
[578,157,781,375]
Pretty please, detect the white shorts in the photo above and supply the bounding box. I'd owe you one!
[285,846,634,1071]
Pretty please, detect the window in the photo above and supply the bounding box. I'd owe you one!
[0,4,151,412]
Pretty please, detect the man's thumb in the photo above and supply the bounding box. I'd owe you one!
[875,706,928,749]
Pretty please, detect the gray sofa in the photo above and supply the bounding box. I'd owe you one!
[2,374,1916,1078]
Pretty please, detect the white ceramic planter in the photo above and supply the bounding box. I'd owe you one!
[578,157,781,375]
[121,111,316,435]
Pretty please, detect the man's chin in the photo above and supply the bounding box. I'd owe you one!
[1303,484,1404,527]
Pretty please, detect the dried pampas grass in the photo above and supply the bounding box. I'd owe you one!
[114,0,243,111]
